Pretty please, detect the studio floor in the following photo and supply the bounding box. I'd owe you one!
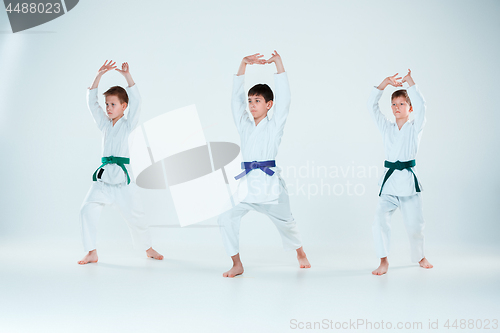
[1,239,499,333]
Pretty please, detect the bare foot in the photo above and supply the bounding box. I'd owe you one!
[78,250,98,265]
[223,264,244,278]
[146,247,164,260]
[419,257,433,269]
[223,253,244,278]
[296,246,311,268]
[372,257,389,275]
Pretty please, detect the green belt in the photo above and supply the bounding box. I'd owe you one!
[92,156,130,185]
[379,160,420,196]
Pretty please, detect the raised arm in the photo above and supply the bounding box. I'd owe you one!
[267,51,290,131]
[266,50,284,74]
[87,60,116,131]
[116,62,141,129]
[89,60,116,90]
[232,54,267,130]
[368,73,403,134]
[116,61,135,87]
[232,74,248,132]
[403,69,426,134]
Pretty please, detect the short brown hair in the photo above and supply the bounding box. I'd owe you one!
[103,86,129,105]
[391,89,411,106]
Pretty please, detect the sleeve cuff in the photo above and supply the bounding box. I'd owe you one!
[125,83,138,92]
[372,86,384,95]
[407,84,417,92]
[406,84,419,99]
[233,74,245,88]
[87,87,98,99]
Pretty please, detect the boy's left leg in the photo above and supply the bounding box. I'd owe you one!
[400,193,432,268]
[114,183,162,260]
[256,182,310,268]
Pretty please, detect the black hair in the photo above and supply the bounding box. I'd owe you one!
[248,84,274,102]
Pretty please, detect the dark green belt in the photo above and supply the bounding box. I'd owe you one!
[379,160,420,196]
[92,156,130,185]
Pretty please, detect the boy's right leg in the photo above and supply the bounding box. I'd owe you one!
[217,204,251,277]
[372,195,398,275]
[79,183,108,264]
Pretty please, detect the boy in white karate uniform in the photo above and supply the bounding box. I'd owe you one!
[218,51,311,277]
[78,60,163,265]
[368,69,433,275]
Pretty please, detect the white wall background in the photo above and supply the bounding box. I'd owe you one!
[0,0,499,255]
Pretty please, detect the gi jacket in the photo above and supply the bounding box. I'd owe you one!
[232,72,291,204]
[87,84,141,185]
[367,85,427,196]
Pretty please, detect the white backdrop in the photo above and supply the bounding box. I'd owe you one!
[0,0,499,255]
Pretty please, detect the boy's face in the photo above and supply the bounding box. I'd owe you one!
[105,95,127,121]
[391,96,413,120]
[248,94,273,120]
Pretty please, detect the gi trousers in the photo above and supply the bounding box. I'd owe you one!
[218,180,302,257]
[80,182,152,252]
[372,193,425,263]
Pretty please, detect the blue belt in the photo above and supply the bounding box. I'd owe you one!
[234,160,276,180]
[379,160,420,196]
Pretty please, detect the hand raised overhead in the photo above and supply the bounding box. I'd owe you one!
[377,73,402,90]
[115,61,135,87]
[238,51,285,75]
[267,50,284,74]
[266,50,281,64]
[242,53,267,65]
[402,69,415,87]
[115,62,130,76]
[386,73,403,87]
[98,60,117,76]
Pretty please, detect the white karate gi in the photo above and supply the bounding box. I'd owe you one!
[218,72,303,257]
[80,84,152,252]
[368,85,427,263]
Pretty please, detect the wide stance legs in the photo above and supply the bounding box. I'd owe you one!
[78,182,162,264]
[218,182,310,277]
[372,194,432,275]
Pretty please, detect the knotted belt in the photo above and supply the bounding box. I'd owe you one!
[234,160,276,180]
[92,156,131,185]
[379,159,420,196]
